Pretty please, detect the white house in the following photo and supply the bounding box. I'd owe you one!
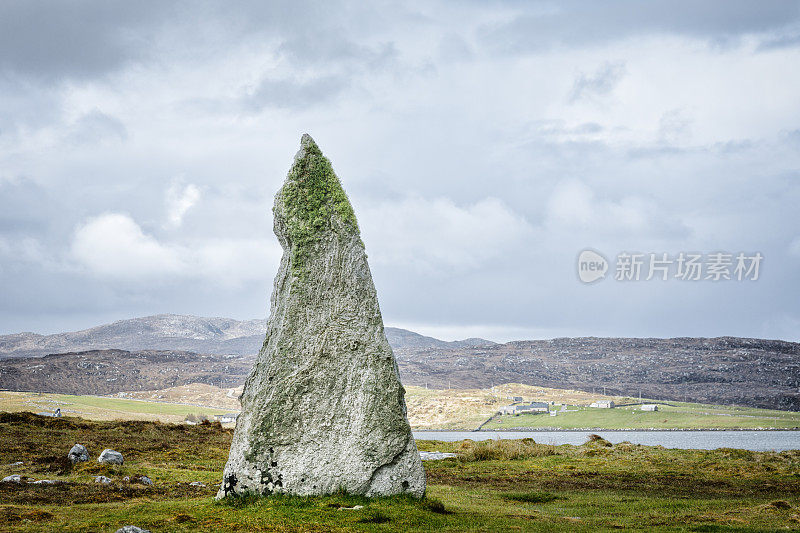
[590,400,615,409]
[641,404,659,411]
[215,413,239,424]
[515,402,549,413]
[500,402,549,415]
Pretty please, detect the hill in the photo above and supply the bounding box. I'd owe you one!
[0,315,267,359]
[0,349,253,395]
[395,336,800,411]
[1,315,798,411]
[0,315,491,359]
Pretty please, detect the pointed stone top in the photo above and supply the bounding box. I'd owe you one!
[294,133,318,163]
[277,134,360,278]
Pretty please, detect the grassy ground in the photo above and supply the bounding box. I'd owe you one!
[484,402,800,430]
[0,391,230,424]
[1,412,799,531]
[6,386,798,431]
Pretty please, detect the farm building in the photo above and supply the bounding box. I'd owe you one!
[641,404,659,411]
[590,400,615,409]
[215,413,239,424]
[500,402,549,415]
[515,402,549,413]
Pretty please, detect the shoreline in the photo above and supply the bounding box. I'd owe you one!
[413,427,800,432]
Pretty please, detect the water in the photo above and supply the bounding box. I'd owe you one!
[412,430,800,451]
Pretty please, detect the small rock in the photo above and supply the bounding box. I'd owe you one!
[68,443,90,463]
[8,461,23,467]
[340,505,364,510]
[123,476,131,482]
[138,476,152,485]
[419,451,457,460]
[30,479,55,485]
[94,475,112,484]
[189,481,206,487]
[2,475,21,483]
[115,527,151,533]
[98,449,124,465]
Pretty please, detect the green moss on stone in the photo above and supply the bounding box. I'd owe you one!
[279,137,359,279]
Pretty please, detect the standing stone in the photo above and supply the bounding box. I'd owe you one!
[217,134,425,499]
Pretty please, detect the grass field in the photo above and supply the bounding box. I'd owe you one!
[483,402,800,430]
[0,391,230,424]
[1,412,799,531]
[3,388,800,431]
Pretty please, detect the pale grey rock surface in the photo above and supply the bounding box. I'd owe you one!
[68,443,90,463]
[2,474,21,483]
[419,451,457,460]
[98,449,123,465]
[115,527,151,533]
[217,134,425,499]
[94,475,112,484]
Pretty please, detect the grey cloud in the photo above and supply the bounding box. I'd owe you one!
[568,63,626,102]
[68,110,128,144]
[278,35,399,71]
[0,178,63,236]
[479,0,800,53]
[757,27,800,50]
[244,75,350,111]
[0,0,170,81]
[438,33,475,63]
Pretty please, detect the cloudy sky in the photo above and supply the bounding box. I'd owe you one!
[1,1,799,342]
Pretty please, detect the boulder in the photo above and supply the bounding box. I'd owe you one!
[217,135,425,499]
[94,475,112,484]
[1,475,21,483]
[68,443,90,463]
[115,527,151,533]
[98,449,123,465]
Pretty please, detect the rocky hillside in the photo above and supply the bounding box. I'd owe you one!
[0,316,797,411]
[0,315,267,359]
[395,337,800,412]
[0,349,254,396]
[0,315,491,359]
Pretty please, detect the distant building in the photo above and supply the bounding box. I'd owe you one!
[590,400,615,409]
[37,408,61,418]
[549,410,558,417]
[513,396,523,402]
[515,402,549,413]
[641,404,659,411]
[215,413,239,424]
[500,402,549,415]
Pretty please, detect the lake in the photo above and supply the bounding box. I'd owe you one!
[413,430,800,451]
